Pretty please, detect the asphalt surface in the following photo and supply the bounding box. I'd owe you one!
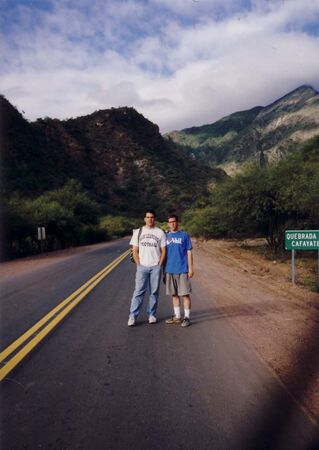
[0,239,318,450]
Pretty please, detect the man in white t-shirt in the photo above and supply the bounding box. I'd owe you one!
[128,209,166,326]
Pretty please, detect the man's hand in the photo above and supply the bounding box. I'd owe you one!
[132,246,140,265]
[187,250,193,278]
[159,246,166,267]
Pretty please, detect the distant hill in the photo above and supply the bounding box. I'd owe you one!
[165,86,319,174]
[1,97,226,217]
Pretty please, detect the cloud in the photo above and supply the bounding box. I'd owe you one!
[1,0,319,132]
[89,80,174,110]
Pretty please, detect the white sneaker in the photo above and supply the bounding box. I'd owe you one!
[128,317,135,327]
[148,315,157,324]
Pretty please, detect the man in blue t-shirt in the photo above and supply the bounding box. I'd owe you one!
[165,214,194,327]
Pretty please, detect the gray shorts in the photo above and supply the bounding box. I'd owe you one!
[165,273,192,296]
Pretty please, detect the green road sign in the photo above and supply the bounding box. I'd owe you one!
[285,230,319,250]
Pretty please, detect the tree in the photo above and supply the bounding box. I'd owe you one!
[3,180,102,258]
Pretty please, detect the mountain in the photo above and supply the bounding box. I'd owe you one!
[165,86,319,174]
[1,97,225,216]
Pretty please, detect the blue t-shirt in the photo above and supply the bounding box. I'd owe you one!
[165,230,192,274]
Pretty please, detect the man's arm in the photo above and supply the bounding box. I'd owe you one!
[132,246,140,265]
[159,246,166,266]
[187,249,194,278]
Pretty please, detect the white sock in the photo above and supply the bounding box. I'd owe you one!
[184,309,190,319]
[174,306,181,319]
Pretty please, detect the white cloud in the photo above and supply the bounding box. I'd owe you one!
[1,0,319,132]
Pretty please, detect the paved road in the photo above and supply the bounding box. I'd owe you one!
[0,239,318,450]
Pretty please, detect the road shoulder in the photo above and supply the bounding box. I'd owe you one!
[193,239,319,422]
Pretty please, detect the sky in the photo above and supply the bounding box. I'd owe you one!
[1,0,319,132]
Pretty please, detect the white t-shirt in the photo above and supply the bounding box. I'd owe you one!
[130,226,166,267]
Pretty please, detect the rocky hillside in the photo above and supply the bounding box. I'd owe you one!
[1,97,225,216]
[165,86,319,174]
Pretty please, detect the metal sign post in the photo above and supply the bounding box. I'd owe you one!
[291,249,295,285]
[37,227,46,253]
[285,230,319,286]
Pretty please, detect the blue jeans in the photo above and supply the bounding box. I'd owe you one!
[129,264,162,318]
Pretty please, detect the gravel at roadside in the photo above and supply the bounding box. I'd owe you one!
[193,238,319,423]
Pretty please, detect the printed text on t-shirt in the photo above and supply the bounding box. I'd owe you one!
[167,237,182,244]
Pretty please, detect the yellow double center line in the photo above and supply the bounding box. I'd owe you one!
[0,249,130,381]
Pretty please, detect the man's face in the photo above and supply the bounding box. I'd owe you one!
[144,213,156,228]
[168,217,178,232]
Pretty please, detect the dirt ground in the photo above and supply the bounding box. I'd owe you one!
[1,238,319,424]
[194,238,319,425]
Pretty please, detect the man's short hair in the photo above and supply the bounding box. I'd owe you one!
[145,209,156,218]
[168,214,179,222]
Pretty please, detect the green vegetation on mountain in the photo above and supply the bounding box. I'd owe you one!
[182,135,319,251]
[166,86,319,174]
[1,96,223,214]
[166,106,262,163]
[2,85,318,260]
[1,95,225,259]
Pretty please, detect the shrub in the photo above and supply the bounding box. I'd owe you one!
[100,215,140,238]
